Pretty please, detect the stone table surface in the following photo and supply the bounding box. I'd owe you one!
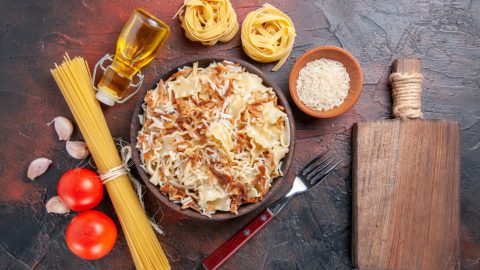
[0,0,479,269]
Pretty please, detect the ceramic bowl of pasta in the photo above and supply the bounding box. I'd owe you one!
[130,59,295,220]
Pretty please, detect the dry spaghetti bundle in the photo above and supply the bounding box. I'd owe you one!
[241,3,296,71]
[51,55,170,270]
[175,0,239,46]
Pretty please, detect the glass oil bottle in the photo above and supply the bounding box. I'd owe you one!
[95,8,170,106]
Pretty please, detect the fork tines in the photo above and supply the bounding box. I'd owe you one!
[300,150,341,185]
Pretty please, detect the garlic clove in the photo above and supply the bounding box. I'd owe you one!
[27,157,52,180]
[66,140,90,159]
[48,116,73,141]
[46,196,70,214]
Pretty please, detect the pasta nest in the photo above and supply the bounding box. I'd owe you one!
[241,3,296,71]
[175,0,239,46]
[137,61,291,216]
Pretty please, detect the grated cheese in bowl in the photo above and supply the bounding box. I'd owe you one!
[296,58,350,111]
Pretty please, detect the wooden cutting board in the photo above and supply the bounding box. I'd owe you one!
[352,59,460,270]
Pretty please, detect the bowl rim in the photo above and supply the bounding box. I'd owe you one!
[130,57,296,221]
[289,46,363,118]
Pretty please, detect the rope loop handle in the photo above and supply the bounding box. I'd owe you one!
[389,72,424,120]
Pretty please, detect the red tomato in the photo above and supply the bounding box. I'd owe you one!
[58,168,103,211]
[66,210,117,260]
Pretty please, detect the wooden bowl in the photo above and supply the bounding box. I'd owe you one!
[289,46,363,118]
[130,58,296,221]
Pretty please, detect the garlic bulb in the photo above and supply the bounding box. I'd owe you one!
[27,158,52,180]
[66,140,90,159]
[46,196,70,214]
[48,116,73,141]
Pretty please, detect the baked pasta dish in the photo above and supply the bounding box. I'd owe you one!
[137,61,290,216]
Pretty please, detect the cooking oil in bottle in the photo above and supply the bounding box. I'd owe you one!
[96,8,170,106]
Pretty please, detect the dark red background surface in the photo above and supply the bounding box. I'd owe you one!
[0,0,479,269]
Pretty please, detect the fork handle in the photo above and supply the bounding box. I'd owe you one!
[202,209,274,270]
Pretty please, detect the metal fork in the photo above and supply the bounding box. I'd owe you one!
[203,151,341,270]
